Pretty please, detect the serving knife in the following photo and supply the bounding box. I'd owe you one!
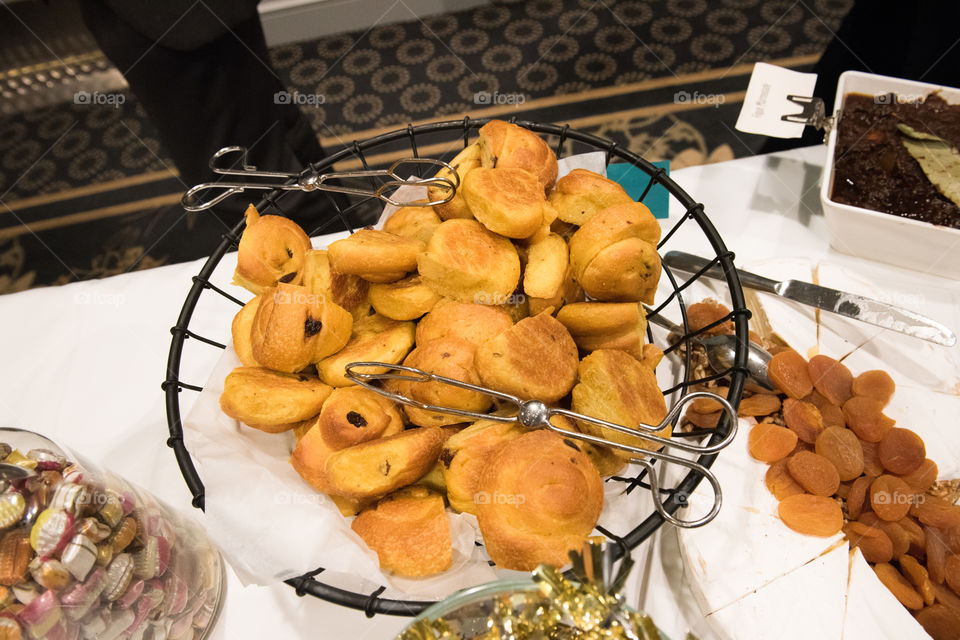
[663,251,957,347]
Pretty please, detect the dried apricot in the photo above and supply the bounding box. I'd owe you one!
[873,562,924,610]
[926,526,950,584]
[782,398,824,444]
[685,409,721,430]
[686,300,734,336]
[748,423,798,463]
[878,428,926,475]
[765,459,805,500]
[859,513,911,558]
[768,349,813,399]
[808,355,854,406]
[915,604,960,640]
[815,426,864,481]
[843,396,895,442]
[778,494,843,537]
[898,458,939,494]
[737,393,782,417]
[899,515,927,557]
[691,392,724,414]
[846,475,873,520]
[786,451,840,497]
[945,555,960,596]
[790,440,815,455]
[846,521,894,563]
[933,581,960,615]
[860,439,885,476]
[870,475,914,521]
[900,554,936,606]
[853,369,896,406]
[836,481,851,499]
[912,496,960,530]
[819,403,846,429]
[950,527,960,555]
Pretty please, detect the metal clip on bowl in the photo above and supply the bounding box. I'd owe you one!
[344,362,738,529]
[181,146,459,212]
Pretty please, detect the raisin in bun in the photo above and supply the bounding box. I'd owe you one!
[300,249,370,321]
[477,120,558,194]
[233,204,312,295]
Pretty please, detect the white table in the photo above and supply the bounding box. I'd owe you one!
[2,145,957,640]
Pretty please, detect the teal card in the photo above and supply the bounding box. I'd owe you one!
[607,161,670,219]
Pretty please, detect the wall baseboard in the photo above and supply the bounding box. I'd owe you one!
[259,0,487,46]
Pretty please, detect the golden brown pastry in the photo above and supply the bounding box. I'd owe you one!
[392,338,493,427]
[415,300,514,347]
[231,296,261,367]
[417,219,521,304]
[289,386,404,492]
[527,266,583,316]
[548,168,634,225]
[300,250,370,320]
[477,121,558,194]
[351,486,452,576]
[220,366,332,432]
[548,415,626,477]
[250,283,353,373]
[522,233,569,299]
[324,427,445,498]
[368,275,442,321]
[568,202,662,303]
[441,419,524,514]
[475,311,579,403]
[429,143,481,220]
[556,302,647,359]
[571,349,670,455]
[327,229,424,283]
[461,167,545,239]
[233,204,312,295]
[381,202,442,244]
[316,313,416,387]
[476,429,603,570]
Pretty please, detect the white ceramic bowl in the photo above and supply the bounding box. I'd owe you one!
[820,70,960,279]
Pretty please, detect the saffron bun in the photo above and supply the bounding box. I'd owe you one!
[568,202,662,304]
[417,219,521,304]
[476,429,603,571]
[477,120,558,194]
[391,338,493,427]
[475,311,579,403]
[526,266,582,317]
[522,233,569,299]
[556,302,648,359]
[571,349,670,455]
[231,295,261,367]
[381,201,442,245]
[430,143,481,221]
[300,250,370,320]
[233,204,312,295]
[368,275,442,321]
[288,387,404,492]
[440,419,524,515]
[324,427,445,499]
[219,366,332,432]
[461,167,545,239]
[316,313,416,387]
[351,486,452,576]
[548,168,634,225]
[250,283,353,373]
[415,300,514,348]
[327,229,424,283]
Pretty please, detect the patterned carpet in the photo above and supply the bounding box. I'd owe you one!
[0,0,853,293]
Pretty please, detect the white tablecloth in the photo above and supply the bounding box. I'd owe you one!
[2,145,957,640]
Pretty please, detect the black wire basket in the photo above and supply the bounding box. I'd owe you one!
[163,117,750,618]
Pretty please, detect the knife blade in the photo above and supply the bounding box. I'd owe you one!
[663,251,957,347]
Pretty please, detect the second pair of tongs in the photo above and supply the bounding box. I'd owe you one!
[181,146,459,212]
[344,362,738,528]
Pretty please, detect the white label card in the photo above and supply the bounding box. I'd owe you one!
[735,62,818,139]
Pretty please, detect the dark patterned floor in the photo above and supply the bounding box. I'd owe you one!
[0,0,853,293]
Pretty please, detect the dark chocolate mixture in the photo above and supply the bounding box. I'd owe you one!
[831,93,960,229]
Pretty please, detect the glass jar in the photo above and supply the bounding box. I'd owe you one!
[0,428,225,640]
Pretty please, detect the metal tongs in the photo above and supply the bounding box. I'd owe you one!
[181,146,459,212]
[344,362,738,528]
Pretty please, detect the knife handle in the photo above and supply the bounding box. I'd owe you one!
[662,251,780,294]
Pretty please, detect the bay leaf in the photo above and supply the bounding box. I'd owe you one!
[900,137,960,208]
[896,122,947,143]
